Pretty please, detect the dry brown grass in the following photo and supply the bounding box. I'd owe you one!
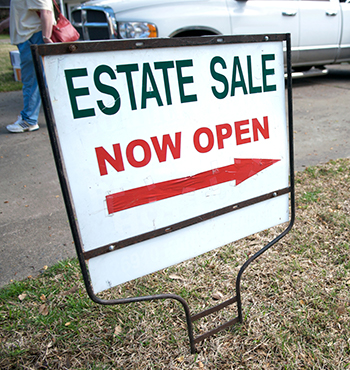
[1,158,350,369]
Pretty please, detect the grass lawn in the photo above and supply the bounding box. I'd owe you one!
[1,158,350,369]
[0,35,22,93]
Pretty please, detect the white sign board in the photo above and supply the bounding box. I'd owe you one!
[41,37,290,293]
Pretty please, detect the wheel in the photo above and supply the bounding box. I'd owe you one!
[292,66,312,73]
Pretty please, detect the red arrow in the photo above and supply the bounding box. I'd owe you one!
[106,158,279,214]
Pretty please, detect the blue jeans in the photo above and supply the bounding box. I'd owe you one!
[17,31,44,126]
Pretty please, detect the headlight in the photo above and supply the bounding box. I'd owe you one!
[118,22,158,39]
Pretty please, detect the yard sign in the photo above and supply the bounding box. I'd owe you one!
[33,35,291,294]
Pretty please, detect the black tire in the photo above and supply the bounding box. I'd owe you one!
[292,66,312,73]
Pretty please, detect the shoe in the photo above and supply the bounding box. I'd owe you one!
[6,116,39,133]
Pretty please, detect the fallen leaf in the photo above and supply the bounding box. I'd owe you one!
[176,356,184,363]
[40,294,46,302]
[336,305,347,315]
[113,325,122,336]
[197,360,204,368]
[169,274,183,281]
[39,304,49,316]
[18,293,27,301]
[212,291,223,300]
[62,286,79,296]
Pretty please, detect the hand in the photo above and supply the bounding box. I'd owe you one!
[43,36,53,43]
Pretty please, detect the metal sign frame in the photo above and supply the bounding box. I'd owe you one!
[32,33,294,353]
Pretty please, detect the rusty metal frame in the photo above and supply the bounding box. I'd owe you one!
[32,33,294,354]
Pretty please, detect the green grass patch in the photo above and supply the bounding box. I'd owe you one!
[0,34,11,41]
[0,38,23,92]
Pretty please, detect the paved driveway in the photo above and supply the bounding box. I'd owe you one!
[292,65,350,170]
[1,65,350,287]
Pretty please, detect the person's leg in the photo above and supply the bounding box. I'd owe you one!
[7,32,44,133]
[18,31,44,125]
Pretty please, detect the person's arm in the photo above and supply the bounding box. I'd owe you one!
[0,17,10,34]
[40,9,53,43]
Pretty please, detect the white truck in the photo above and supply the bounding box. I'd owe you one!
[69,0,350,70]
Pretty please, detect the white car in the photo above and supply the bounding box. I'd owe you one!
[70,0,350,69]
